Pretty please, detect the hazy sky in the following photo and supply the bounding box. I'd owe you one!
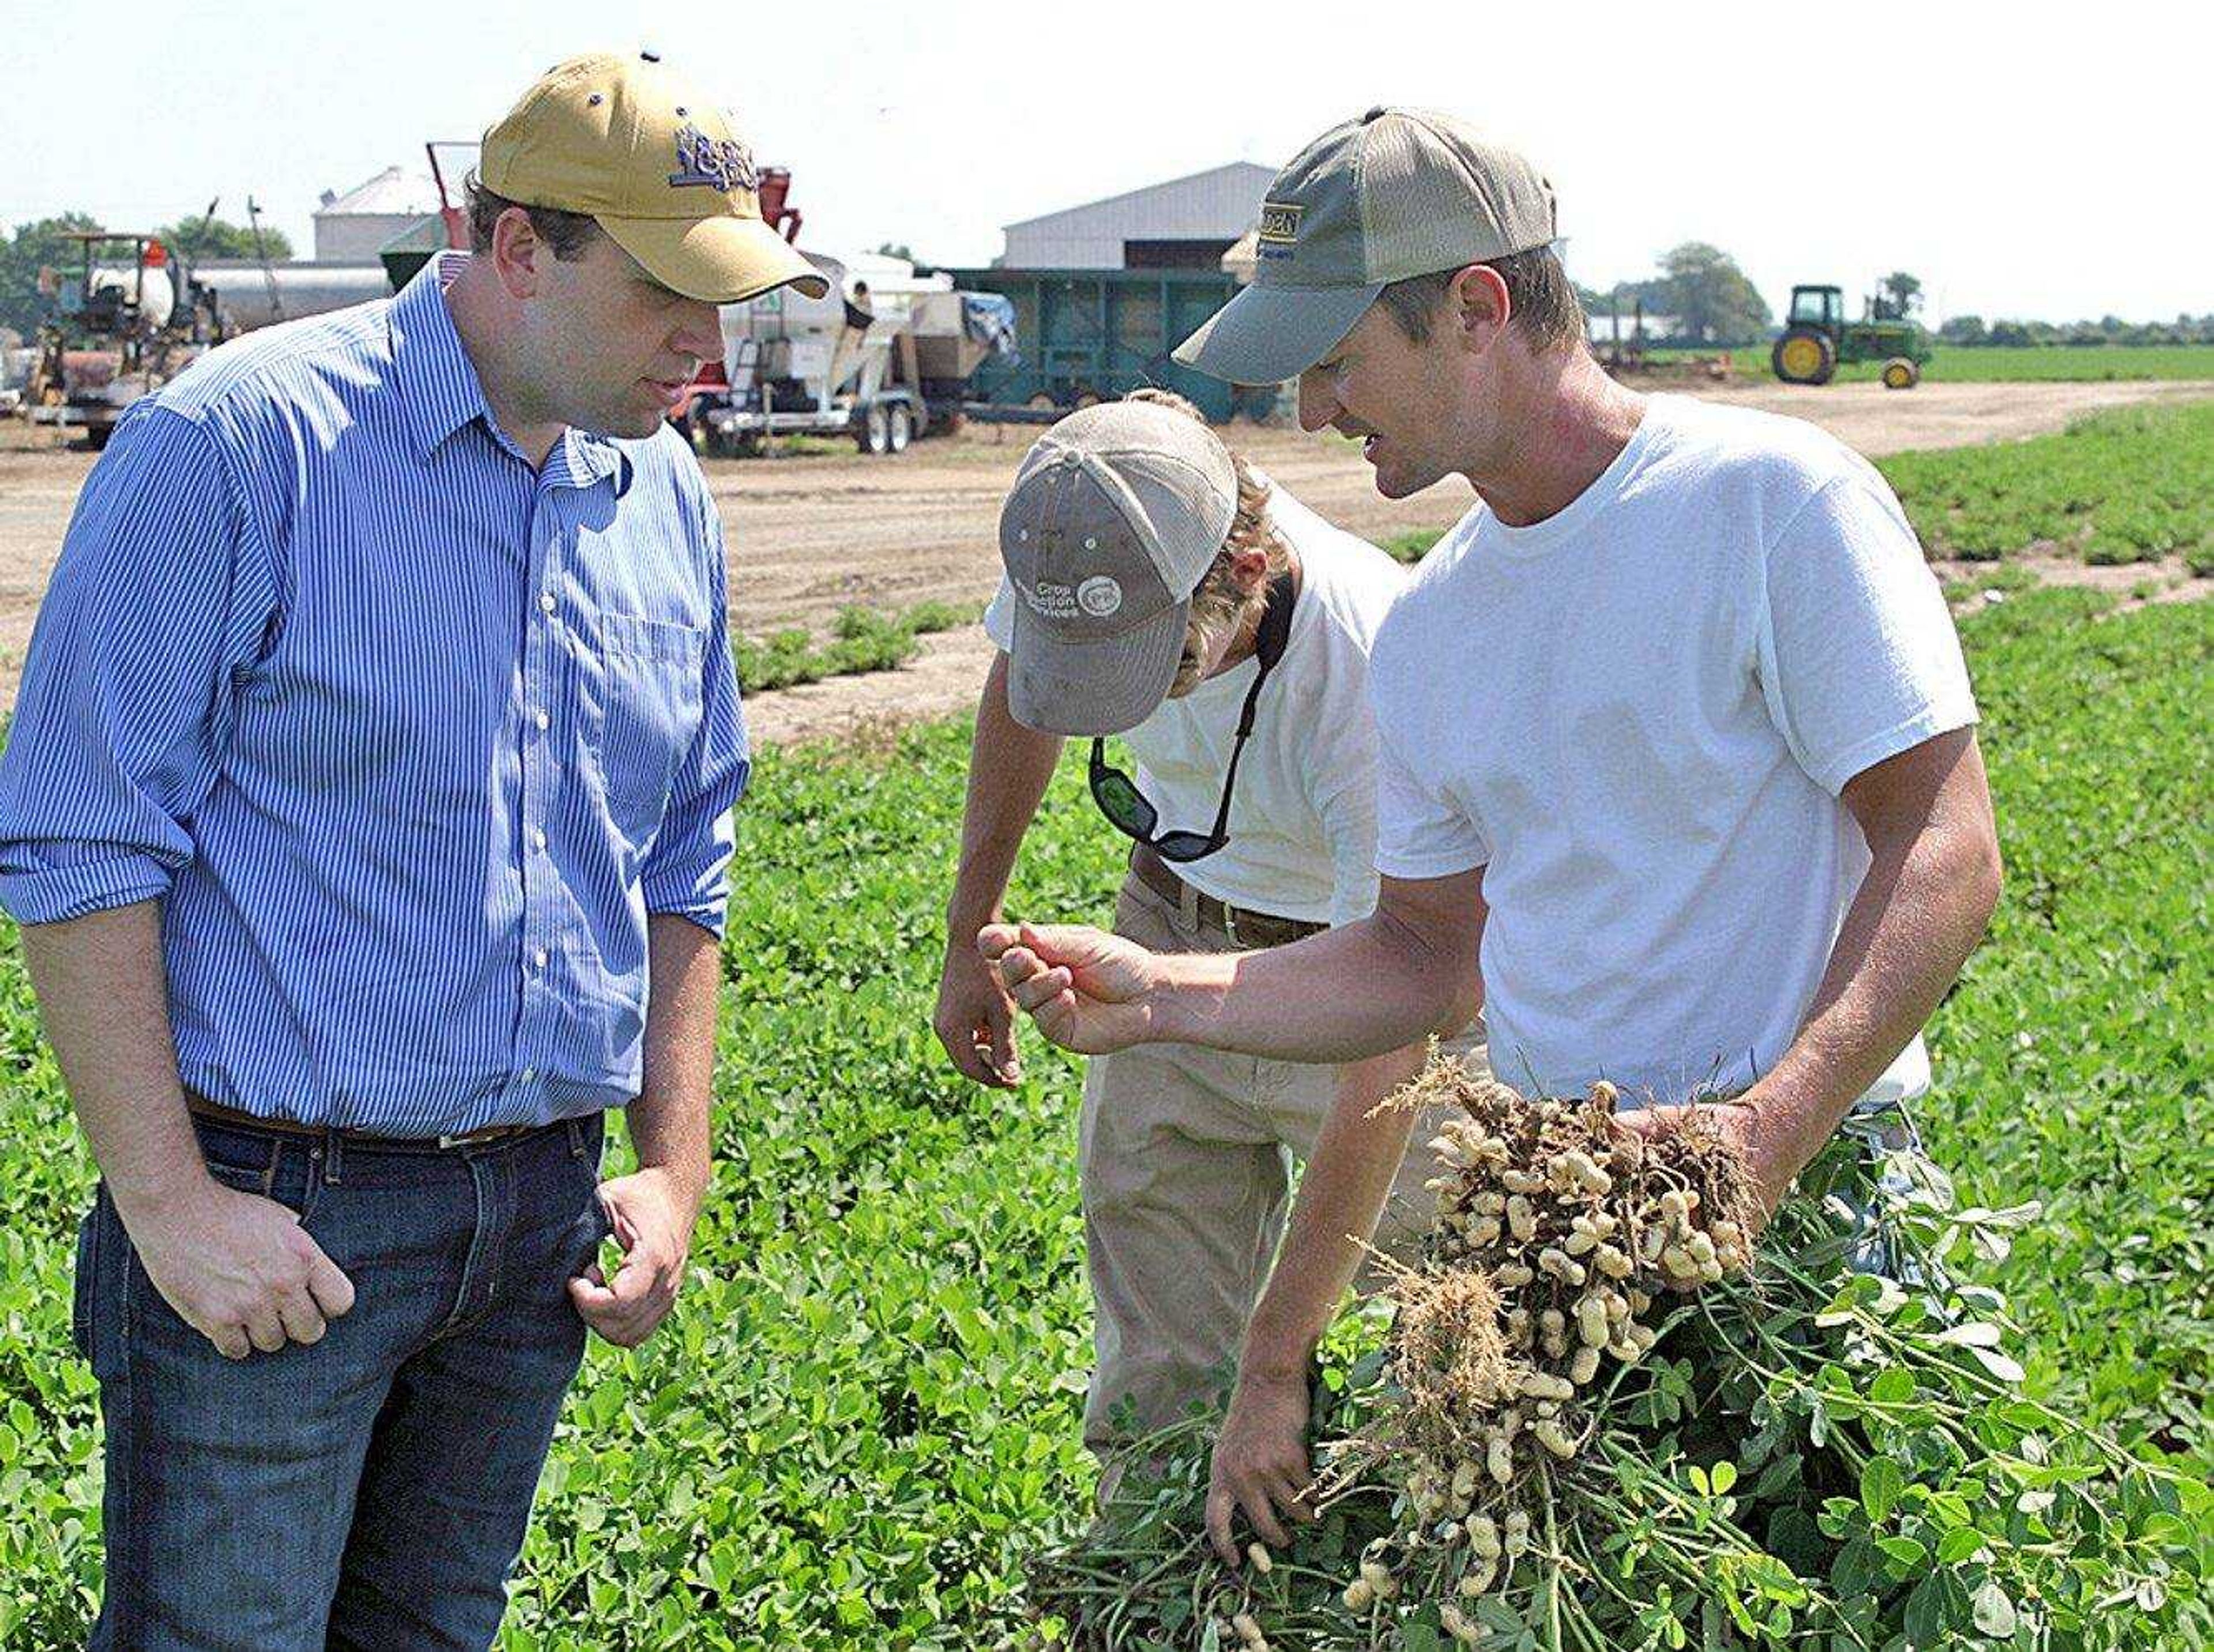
[7,0,2207,325]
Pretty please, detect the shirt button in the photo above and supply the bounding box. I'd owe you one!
[531,828,548,853]
[519,1067,537,1084]
[532,948,549,971]
[540,591,558,616]
[533,709,550,732]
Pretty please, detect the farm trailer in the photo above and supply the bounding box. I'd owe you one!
[945,267,1281,424]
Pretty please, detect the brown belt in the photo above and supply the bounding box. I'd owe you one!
[1129,843,1328,949]
[184,1093,543,1152]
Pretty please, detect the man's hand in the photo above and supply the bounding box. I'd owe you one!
[1613,1097,1796,1231]
[130,1180,356,1360]
[1207,1367,1317,1565]
[933,937,1021,1088]
[569,1167,699,1348]
[977,921,1161,1054]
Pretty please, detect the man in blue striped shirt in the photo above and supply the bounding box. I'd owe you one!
[0,52,823,1650]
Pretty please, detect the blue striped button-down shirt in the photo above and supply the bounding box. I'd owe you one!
[0,252,748,1135]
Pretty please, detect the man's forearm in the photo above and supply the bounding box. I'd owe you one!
[1242,1042,1427,1379]
[1151,904,1478,1065]
[21,901,213,1223]
[1749,733,2002,1182]
[946,652,1063,937]
[631,913,721,1205]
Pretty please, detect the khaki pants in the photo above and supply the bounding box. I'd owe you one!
[1079,868,1488,1457]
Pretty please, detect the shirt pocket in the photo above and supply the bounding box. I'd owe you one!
[588,612,706,839]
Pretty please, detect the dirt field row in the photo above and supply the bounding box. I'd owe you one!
[2,376,2208,741]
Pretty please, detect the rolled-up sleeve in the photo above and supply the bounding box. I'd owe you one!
[638,484,748,936]
[0,404,277,925]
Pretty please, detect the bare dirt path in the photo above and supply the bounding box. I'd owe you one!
[3,377,2207,741]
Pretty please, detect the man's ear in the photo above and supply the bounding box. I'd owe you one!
[1226,544,1272,592]
[1447,263,1512,351]
[490,208,544,300]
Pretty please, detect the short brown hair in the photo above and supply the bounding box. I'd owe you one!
[464,175,601,261]
[1123,387,1290,696]
[1377,244,1585,352]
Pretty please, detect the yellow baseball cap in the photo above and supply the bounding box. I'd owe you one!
[480,51,829,304]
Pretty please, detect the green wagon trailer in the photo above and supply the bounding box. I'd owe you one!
[946,266,1278,424]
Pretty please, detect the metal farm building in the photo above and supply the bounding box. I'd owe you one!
[998,162,1278,271]
[955,162,1282,421]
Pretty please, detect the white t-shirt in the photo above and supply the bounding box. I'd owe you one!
[1369,394,1977,1107]
[986,477,1406,927]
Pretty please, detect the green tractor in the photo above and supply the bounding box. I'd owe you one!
[1771,285,1933,389]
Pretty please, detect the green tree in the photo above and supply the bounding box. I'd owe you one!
[158,213,293,264]
[1939,314,1988,346]
[1873,270,1922,320]
[0,212,102,338]
[1657,242,1771,346]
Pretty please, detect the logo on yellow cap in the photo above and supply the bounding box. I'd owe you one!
[1256,202,1304,244]
[668,123,756,194]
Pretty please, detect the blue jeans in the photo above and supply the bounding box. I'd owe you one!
[73,1111,613,1650]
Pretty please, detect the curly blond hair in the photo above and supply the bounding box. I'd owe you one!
[1121,388,1289,695]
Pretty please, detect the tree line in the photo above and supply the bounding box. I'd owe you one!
[1934,313,2214,348]
[6,212,2203,355]
[1576,243,2207,350]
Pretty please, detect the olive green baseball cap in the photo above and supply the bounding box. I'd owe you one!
[480,51,828,304]
[1173,107,1559,384]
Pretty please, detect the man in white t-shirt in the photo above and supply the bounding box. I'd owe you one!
[984,110,2002,1564]
[933,390,1477,1507]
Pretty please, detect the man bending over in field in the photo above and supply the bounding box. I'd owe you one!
[935,389,1482,1520]
[984,108,2002,1567]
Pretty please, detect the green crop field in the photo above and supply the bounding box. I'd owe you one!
[1878,402,2214,569]
[1855,345,2214,383]
[0,581,2207,1647]
[1640,345,2214,385]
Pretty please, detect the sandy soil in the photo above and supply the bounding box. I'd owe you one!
[2,376,2207,742]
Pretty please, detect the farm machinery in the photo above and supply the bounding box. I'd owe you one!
[681,170,1014,457]
[1771,284,1933,389]
[24,232,229,447]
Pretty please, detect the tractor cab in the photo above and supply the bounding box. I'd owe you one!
[1787,285,1845,335]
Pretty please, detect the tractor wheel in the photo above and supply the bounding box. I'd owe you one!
[859,402,893,455]
[1772,329,1837,386]
[887,403,913,453]
[1881,357,1920,390]
[1025,392,1059,412]
[1072,387,1103,409]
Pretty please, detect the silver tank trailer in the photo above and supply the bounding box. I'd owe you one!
[717,252,909,413]
[194,262,394,331]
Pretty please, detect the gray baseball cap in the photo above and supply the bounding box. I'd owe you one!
[1174,106,1560,384]
[997,401,1237,737]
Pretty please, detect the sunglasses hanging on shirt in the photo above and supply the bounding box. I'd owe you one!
[1089,571,1297,863]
